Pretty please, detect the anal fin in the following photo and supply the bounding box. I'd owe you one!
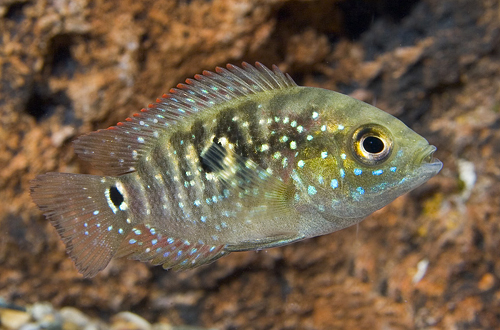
[115,224,227,271]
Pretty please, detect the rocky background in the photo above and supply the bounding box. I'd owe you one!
[1,0,500,329]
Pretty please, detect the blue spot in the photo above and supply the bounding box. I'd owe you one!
[152,239,158,245]
[354,168,363,176]
[372,169,384,176]
[107,226,113,232]
[308,185,317,195]
[129,239,137,244]
[177,250,183,257]
[356,187,365,195]
[318,176,324,184]
[200,216,207,223]
[372,182,388,192]
[209,246,215,252]
[118,228,124,234]
[340,169,345,178]
[134,229,141,235]
[163,251,170,257]
[150,228,156,235]
[390,167,397,172]
[190,248,198,255]
[156,248,162,253]
[215,225,221,231]
[330,179,339,189]
[84,231,89,236]
[167,237,174,244]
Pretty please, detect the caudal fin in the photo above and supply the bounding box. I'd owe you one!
[30,173,134,277]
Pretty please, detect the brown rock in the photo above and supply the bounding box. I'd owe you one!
[2,0,500,329]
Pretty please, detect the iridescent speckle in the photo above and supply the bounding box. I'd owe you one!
[318,176,324,184]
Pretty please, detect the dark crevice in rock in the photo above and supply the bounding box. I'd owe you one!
[337,0,421,40]
[45,33,80,78]
[3,1,29,23]
[25,85,74,123]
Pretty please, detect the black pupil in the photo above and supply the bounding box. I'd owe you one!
[363,136,385,153]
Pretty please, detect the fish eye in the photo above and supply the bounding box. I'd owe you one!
[362,136,385,154]
[351,125,392,165]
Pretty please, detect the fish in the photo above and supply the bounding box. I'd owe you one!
[30,62,443,277]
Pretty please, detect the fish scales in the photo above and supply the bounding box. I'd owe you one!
[30,62,442,277]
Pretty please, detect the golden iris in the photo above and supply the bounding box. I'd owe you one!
[351,125,393,165]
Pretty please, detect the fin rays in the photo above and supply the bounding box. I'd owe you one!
[73,62,297,176]
[116,224,227,271]
[30,173,134,277]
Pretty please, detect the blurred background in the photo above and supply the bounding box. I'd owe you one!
[1,0,499,329]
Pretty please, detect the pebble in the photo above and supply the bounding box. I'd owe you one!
[0,308,31,329]
[0,301,216,330]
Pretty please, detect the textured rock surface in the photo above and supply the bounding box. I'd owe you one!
[1,0,500,329]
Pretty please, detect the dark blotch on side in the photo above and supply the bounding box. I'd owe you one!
[200,138,226,173]
[109,186,124,207]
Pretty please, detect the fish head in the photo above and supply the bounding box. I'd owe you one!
[329,98,443,218]
[292,93,442,223]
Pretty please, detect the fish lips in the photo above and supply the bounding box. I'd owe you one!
[416,145,443,176]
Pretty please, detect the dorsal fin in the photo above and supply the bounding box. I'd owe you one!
[74,62,297,176]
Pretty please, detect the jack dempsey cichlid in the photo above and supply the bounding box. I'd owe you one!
[30,62,443,277]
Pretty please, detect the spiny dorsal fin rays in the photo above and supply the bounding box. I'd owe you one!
[74,62,297,176]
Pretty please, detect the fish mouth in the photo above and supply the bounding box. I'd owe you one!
[417,145,443,173]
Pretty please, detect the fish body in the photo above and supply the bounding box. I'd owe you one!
[30,63,442,277]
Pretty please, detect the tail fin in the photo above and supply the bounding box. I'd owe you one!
[30,173,134,277]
